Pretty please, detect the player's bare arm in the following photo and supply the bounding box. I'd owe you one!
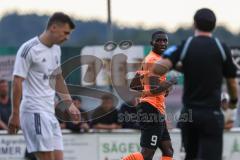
[130,73,176,98]
[153,58,173,76]
[0,120,8,130]
[55,73,72,101]
[226,78,238,109]
[130,72,144,91]
[148,76,177,95]
[55,73,81,122]
[8,75,24,134]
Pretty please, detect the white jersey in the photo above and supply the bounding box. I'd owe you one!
[13,36,61,114]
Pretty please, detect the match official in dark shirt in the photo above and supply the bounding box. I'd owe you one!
[153,8,238,160]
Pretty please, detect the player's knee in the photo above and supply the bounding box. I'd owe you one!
[142,155,153,160]
[141,146,156,160]
[162,146,174,157]
[141,151,154,160]
[34,152,54,160]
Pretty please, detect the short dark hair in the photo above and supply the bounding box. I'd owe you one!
[194,8,216,32]
[47,12,75,29]
[152,31,166,40]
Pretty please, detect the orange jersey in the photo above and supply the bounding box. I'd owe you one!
[139,51,166,114]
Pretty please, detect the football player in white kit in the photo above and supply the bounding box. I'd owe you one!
[8,12,80,160]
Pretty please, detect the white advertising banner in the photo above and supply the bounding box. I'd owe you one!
[63,134,98,160]
[0,133,98,160]
[0,131,240,160]
[99,133,141,160]
[222,131,240,160]
[0,135,26,160]
[98,132,183,160]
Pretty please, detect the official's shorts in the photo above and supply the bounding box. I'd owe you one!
[20,111,64,153]
[179,106,224,160]
[136,102,170,149]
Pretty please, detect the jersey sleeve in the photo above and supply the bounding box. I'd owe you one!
[56,46,62,74]
[222,43,237,78]
[57,46,62,68]
[145,57,158,75]
[163,42,184,67]
[13,44,33,79]
[52,46,62,76]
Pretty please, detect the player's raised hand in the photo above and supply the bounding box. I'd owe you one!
[8,113,20,134]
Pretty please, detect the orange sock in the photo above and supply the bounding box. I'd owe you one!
[161,156,173,160]
[122,152,144,160]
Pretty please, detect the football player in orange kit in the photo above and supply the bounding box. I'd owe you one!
[123,31,176,160]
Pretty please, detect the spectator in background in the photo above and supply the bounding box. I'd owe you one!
[0,79,11,130]
[221,92,236,130]
[63,96,90,132]
[91,94,121,130]
[118,98,139,129]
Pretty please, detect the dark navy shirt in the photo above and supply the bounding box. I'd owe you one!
[164,36,236,107]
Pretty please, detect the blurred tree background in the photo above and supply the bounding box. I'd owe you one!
[0,13,240,47]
